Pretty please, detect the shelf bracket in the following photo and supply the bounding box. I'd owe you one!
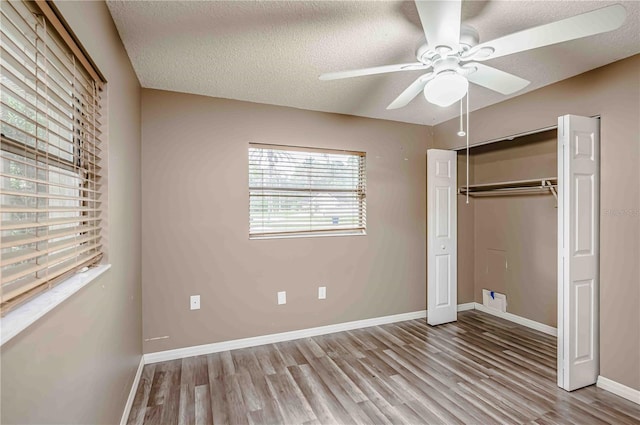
[543,180,558,201]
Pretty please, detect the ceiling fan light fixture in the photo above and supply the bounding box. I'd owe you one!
[424,73,468,107]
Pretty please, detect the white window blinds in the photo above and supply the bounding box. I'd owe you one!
[249,144,366,238]
[1,0,104,314]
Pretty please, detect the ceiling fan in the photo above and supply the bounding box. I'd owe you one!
[319,1,627,108]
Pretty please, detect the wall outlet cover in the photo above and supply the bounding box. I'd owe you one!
[277,291,286,305]
[318,286,326,299]
[190,295,201,310]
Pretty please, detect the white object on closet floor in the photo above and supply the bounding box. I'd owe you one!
[557,114,600,392]
[482,289,507,313]
[427,149,458,326]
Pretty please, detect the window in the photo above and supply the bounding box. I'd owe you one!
[1,1,104,314]
[249,144,366,238]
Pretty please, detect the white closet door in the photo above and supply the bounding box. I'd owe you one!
[558,115,600,391]
[427,149,457,326]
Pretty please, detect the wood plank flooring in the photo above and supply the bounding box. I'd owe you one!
[128,310,640,424]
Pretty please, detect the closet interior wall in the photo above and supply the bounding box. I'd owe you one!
[457,130,558,327]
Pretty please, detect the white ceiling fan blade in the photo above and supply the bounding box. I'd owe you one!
[415,0,462,50]
[386,73,435,110]
[319,62,429,81]
[464,63,530,95]
[470,4,627,61]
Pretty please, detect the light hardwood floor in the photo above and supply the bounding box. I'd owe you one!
[127,310,640,424]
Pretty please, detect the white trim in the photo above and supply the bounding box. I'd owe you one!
[457,302,475,312]
[250,230,366,240]
[145,309,426,364]
[557,115,566,388]
[597,376,640,405]
[120,356,145,425]
[144,304,481,364]
[0,264,111,346]
[474,302,557,337]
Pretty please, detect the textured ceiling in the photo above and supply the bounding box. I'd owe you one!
[106,1,640,125]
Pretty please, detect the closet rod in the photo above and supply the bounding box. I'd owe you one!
[458,177,557,199]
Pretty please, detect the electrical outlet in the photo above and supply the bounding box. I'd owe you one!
[318,286,326,299]
[277,291,286,305]
[190,295,200,310]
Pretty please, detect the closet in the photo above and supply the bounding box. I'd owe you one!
[456,129,558,329]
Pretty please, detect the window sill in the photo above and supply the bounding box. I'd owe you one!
[250,230,367,240]
[0,264,111,347]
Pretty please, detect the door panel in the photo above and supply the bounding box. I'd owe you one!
[574,174,594,256]
[428,149,457,326]
[574,279,594,363]
[435,254,451,306]
[558,115,600,391]
[435,187,451,237]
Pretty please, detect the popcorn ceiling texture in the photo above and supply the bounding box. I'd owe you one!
[106,1,640,125]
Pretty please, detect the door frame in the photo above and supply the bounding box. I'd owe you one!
[442,115,601,391]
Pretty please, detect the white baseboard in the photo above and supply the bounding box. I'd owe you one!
[597,376,640,405]
[457,302,475,312]
[144,309,428,364]
[136,305,640,410]
[120,356,145,425]
[144,304,482,364]
[474,302,557,337]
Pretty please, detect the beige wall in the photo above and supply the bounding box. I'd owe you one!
[1,2,142,424]
[471,131,557,184]
[466,133,558,327]
[437,55,640,391]
[141,89,431,353]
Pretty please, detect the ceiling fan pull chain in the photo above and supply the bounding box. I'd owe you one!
[458,98,466,137]
[466,90,470,205]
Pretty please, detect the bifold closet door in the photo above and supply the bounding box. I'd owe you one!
[558,115,600,391]
[427,149,457,326]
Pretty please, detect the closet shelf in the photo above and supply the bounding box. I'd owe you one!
[458,177,558,199]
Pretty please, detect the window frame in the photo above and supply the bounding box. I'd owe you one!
[248,143,367,240]
[0,0,106,316]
